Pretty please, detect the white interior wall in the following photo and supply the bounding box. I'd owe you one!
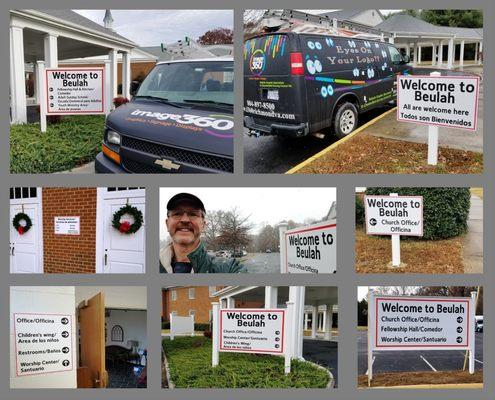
[10,286,77,389]
[105,309,147,352]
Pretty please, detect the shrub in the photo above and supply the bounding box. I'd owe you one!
[365,187,471,240]
[194,323,210,331]
[355,196,365,226]
[113,97,129,108]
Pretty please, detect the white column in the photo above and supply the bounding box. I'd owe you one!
[226,297,235,308]
[10,25,27,123]
[459,40,465,67]
[122,51,131,99]
[447,38,454,69]
[288,286,305,359]
[405,44,410,58]
[417,45,422,64]
[108,49,118,99]
[412,43,418,66]
[380,33,384,42]
[321,309,326,331]
[324,304,333,340]
[437,41,444,66]
[477,42,482,64]
[304,312,308,330]
[388,35,394,44]
[431,44,437,66]
[311,305,318,338]
[264,286,278,308]
[44,33,58,68]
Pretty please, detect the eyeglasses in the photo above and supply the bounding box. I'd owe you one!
[168,210,203,219]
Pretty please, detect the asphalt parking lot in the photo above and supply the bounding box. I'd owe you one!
[357,330,483,375]
[303,338,338,386]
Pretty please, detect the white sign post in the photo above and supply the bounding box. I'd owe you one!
[212,306,293,374]
[38,67,108,133]
[397,73,479,165]
[54,217,80,235]
[367,291,476,383]
[13,313,73,376]
[280,220,337,273]
[364,194,423,267]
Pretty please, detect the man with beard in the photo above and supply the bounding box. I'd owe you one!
[160,193,246,273]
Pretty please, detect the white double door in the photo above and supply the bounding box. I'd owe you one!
[96,188,146,273]
[10,190,43,273]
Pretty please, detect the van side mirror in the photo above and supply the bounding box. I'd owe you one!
[402,54,410,64]
[130,81,140,97]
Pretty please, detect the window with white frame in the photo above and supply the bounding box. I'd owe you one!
[171,290,177,301]
[188,288,195,299]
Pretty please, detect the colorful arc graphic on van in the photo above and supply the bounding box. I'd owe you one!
[244,35,287,60]
[204,114,234,138]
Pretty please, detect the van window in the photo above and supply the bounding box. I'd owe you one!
[137,61,233,105]
[244,34,289,76]
[388,46,402,64]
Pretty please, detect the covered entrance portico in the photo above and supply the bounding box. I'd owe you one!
[10,10,136,124]
[214,286,338,360]
[376,14,483,70]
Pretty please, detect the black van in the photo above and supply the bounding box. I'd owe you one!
[244,33,410,138]
[95,58,234,174]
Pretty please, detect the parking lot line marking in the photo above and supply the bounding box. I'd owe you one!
[365,356,376,376]
[285,107,397,174]
[420,355,437,372]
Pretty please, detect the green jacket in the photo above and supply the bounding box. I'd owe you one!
[159,241,247,273]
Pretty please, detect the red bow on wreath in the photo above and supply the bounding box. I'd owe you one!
[17,226,24,235]
[119,221,131,233]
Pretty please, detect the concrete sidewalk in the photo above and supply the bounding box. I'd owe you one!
[462,195,483,273]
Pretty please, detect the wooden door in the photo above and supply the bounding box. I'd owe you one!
[77,292,107,388]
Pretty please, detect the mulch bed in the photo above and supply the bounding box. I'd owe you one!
[358,370,483,387]
[294,134,483,174]
[355,228,465,274]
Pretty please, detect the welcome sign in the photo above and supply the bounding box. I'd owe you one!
[46,68,105,114]
[371,296,472,350]
[284,220,337,273]
[219,309,285,354]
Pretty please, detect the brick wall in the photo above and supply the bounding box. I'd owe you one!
[162,287,264,324]
[163,286,222,324]
[42,188,97,273]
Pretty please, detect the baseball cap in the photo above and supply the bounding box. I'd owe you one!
[167,193,205,213]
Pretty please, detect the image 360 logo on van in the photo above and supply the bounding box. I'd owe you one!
[250,49,266,76]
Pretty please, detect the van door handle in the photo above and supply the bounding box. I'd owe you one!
[104,250,108,266]
[12,244,15,256]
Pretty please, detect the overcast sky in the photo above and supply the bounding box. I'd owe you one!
[159,187,336,239]
[74,10,233,46]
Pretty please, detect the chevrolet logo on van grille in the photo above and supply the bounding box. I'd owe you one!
[154,158,180,170]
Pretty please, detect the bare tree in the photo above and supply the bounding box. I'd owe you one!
[216,207,253,252]
[202,210,225,250]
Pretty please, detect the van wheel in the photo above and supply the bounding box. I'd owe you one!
[334,102,358,138]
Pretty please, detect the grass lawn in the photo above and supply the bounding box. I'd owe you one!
[10,115,105,173]
[355,227,465,274]
[358,370,483,388]
[162,336,330,388]
[293,134,483,174]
